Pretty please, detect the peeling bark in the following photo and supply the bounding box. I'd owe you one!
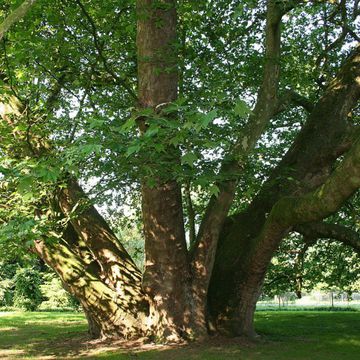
[190,0,285,334]
[33,238,146,339]
[57,177,146,312]
[1,0,360,344]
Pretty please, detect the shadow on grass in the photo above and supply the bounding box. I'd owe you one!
[0,311,359,359]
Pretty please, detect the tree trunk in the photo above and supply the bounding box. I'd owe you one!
[137,0,195,341]
[57,177,146,309]
[33,236,147,339]
[2,0,360,345]
[209,45,360,337]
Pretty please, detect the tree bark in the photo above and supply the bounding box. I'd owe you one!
[57,177,146,313]
[33,235,147,339]
[137,0,193,341]
[209,44,360,337]
[189,0,285,334]
[2,0,360,345]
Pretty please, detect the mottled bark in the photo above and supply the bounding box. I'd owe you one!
[209,44,360,337]
[190,0,285,334]
[0,80,149,339]
[2,0,360,344]
[57,177,146,315]
[33,237,146,339]
[295,222,360,253]
[137,0,193,341]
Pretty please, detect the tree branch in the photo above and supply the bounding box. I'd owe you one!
[295,222,360,253]
[226,43,360,297]
[190,0,286,307]
[233,129,360,313]
[33,237,146,338]
[74,0,137,101]
[275,89,315,114]
[0,0,37,41]
[271,137,360,230]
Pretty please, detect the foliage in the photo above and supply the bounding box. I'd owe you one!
[0,278,13,307]
[0,259,78,311]
[0,0,357,218]
[0,0,359,338]
[13,267,43,311]
[264,232,360,298]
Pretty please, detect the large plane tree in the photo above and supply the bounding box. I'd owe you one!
[0,0,359,342]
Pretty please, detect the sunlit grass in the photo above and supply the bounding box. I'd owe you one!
[0,311,359,359]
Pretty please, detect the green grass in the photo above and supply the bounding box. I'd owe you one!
[0,311,359,359]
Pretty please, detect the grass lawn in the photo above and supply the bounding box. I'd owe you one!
[0,311,359,359]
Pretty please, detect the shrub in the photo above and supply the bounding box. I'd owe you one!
[13,268,43,311]
[0,279,14,306]
[40,273,79,310]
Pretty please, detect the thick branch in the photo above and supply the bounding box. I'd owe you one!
[229,132,360,334]
[191,0,285,297]
[271,136,360,228]
[1,76,147,315]
[295,222,360,253]
[208,44,360,334]
[0,0,37,41]
[33,238,146,338]
[57,177,145,302]
[275,89,315,114]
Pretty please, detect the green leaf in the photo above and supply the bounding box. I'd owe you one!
[181,152,198,167]
[209,184,220,197]
[199,110,217,129]
[17,177,33,195]
[233,4,244,19]
[234,99,251,117]
[145,124,159,137]
[126,144,141,157]
[153,143,165,152]
[121,117,136,131]
[78,144,103,156]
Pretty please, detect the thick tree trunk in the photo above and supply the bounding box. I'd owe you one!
[141,183,192,340]
[189,0,284,335]
[33,236,147,339]
[209,45,360,337]
[136,0,195,341]
[2,0,360,345]
[56,177,149,318]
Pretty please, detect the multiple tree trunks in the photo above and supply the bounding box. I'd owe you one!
[1,0,360,344]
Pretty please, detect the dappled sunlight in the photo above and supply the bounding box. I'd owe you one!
[335,338,360,347]
[0,349,25,358]
[0,326,19,331]
[0,311,359,359]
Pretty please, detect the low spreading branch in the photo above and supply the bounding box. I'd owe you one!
[295,222,360,253]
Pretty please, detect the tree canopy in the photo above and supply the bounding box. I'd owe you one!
[0,0,359,342]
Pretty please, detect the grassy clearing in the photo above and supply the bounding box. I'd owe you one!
[0,311,359,359]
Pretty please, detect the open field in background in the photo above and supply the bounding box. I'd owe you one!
[0,310,359,359]
[257,291,360,310]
